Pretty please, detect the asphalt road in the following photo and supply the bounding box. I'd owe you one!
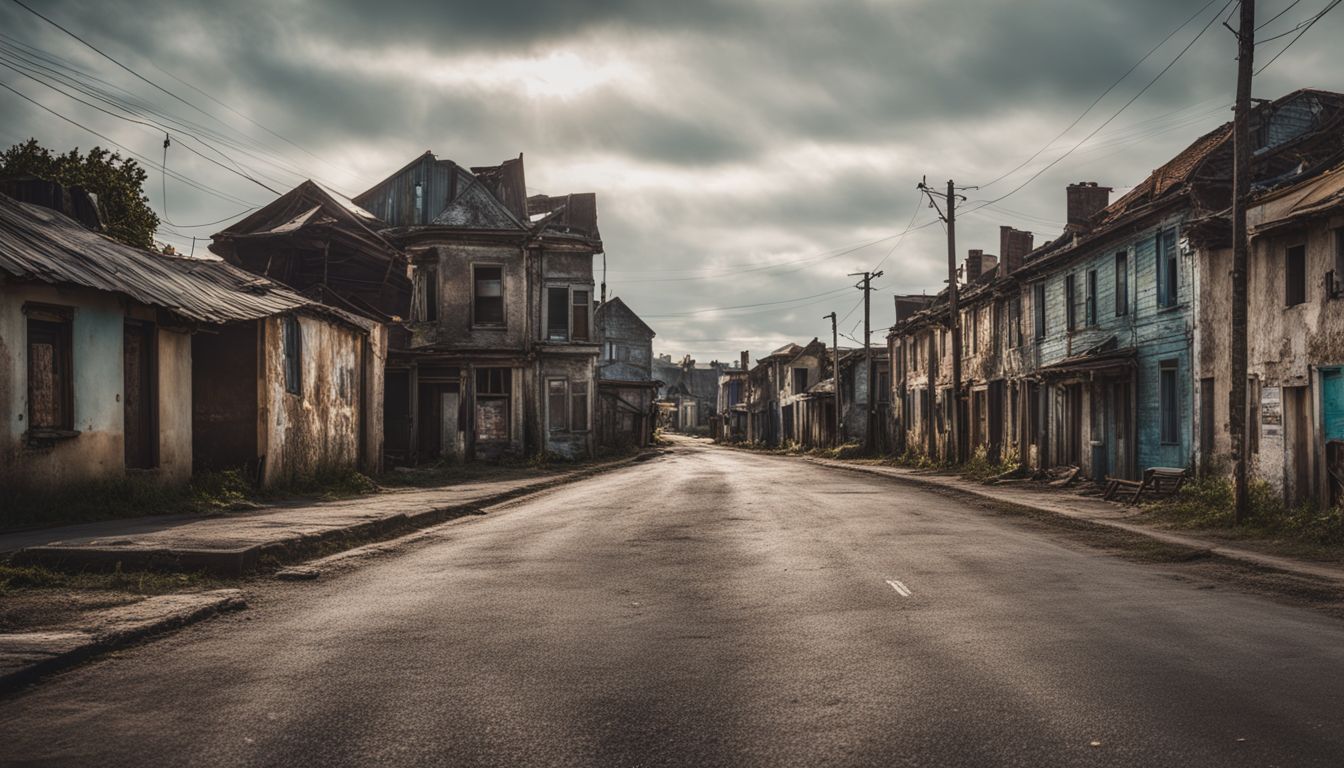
[4,439,1344,767]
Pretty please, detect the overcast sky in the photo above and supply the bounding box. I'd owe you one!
[2,0,1341,363]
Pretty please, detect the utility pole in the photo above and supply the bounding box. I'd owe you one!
[1230,0,1255,524]
[824,312,840,446]
[918,178,971,463]
[848,270,884,452]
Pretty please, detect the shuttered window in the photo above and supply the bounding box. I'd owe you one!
[26,313,73,430]
[571,290,590,341]
[1114,252,1128,316]
[1160,361,1179,445]
[282,315,301,395]
[570,381,589,431]
[1286,244,1306,306]
[547,379,568,432]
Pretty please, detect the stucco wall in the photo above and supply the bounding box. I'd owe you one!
[1,282,194,491]
[259,313,365,486]
[411,243,527,350]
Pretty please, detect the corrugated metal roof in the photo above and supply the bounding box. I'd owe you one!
[0,193,368,328]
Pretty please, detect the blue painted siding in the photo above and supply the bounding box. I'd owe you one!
[1030,215,1193,471]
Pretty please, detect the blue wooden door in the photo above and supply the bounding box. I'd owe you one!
[1323,369,1344,441]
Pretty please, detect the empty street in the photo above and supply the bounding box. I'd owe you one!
[3,440,1343,767]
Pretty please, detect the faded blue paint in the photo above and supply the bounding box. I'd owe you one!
[72,301,125,435]
[1323,368,1344,441]
[1030,215,1193,472]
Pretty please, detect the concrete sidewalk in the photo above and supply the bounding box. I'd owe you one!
[4,456,646,575]
[804,456,1344,585]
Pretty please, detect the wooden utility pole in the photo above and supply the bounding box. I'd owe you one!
[848,270,884,452]
[918,178,968,463]
[824,311,840,446]
[1230,0,1255,524]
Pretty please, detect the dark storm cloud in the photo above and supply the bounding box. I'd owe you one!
[3,0,1342,360]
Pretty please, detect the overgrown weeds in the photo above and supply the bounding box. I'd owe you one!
[1142,476,1344,546]
[0,561,213,597]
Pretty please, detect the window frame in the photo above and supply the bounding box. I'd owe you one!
[1114,251,1129,316]
[1065,273,1077,332]
[1159,360,1180,445]
[1285,243,1307,306]
[1033,283,1047,340]
[471,263,506,328]
[1156,229,1179,309]
[570,380,589,432]
[543,283,594,342]
[24,304,75,433]
[1085,269,1097,326]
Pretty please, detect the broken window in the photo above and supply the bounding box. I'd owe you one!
[1033,283,1046,340]
[547,286,569,340]
[473,265,504,326]
[1011,293,1023,348]
[26,308,73,431]
[1160,360,1179,445]
[1156,229,1178,308]
[1065,274,1077,332]
[570,381,589,431]
[1286,244,1306,306]
[547,379,568,432]
[792,368,808,393]
[476,367,511,441]
[1114,251,1128,316]
[970,308,979,353]
[1085,269,1097,326]
[282,315,301,395]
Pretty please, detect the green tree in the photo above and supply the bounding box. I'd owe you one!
[0,139,160,248]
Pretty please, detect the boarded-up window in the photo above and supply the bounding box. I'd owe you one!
[474,265,504,325]
[27,315,72,430]
[547,379,568,432]
[571,290,590,341]
[282,315,301,395]
[475,367,511,442]
[570,381,588,431]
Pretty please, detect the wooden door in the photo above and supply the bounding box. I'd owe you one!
[123,321,156,469]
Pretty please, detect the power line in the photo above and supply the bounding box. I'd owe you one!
[965,0,1235,213]
[0,80,264,208]
[642,285,855,318]
[1255,0,1342,73]
[976,0,1225,189]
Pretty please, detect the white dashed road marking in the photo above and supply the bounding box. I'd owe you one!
[885,579,912,597]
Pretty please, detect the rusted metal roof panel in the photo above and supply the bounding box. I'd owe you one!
[0,194,367,328]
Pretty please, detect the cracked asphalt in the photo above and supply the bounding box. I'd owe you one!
[3,439,1344,767]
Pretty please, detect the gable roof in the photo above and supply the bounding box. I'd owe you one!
[353,151,527,232]
[595,296,655,338]
[0,194,368,329]
[213,179,394,251]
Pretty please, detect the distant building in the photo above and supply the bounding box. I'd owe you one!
[594,297,658,449]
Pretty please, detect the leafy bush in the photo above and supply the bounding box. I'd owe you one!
[1144,476,1344,546]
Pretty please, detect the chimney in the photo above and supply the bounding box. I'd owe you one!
[740,350,750,371]
[964,250,998,282]
[965,249,984,282]
[998,226,1034,277]
[1066,182,1112,233]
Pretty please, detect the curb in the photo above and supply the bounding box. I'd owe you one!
[795,455,1344,586]
[11,451,658,577]
[0,589,246,693]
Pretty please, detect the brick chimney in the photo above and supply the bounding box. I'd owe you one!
[1066,182,1112,233]
[740,350,750,371]
[964,250,998,283]
[998,226,1034,277]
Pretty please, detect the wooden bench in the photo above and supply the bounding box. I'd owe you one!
[1103,467,1188,504]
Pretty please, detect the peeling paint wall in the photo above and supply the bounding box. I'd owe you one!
[259,314,365,486]
[410,243,527,350]
[1,282,192,491]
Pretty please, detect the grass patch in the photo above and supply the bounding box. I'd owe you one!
[1141,476,1344,547]
[0,561,214,597]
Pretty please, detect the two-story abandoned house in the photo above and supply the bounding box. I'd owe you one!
[354,152,603,461]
